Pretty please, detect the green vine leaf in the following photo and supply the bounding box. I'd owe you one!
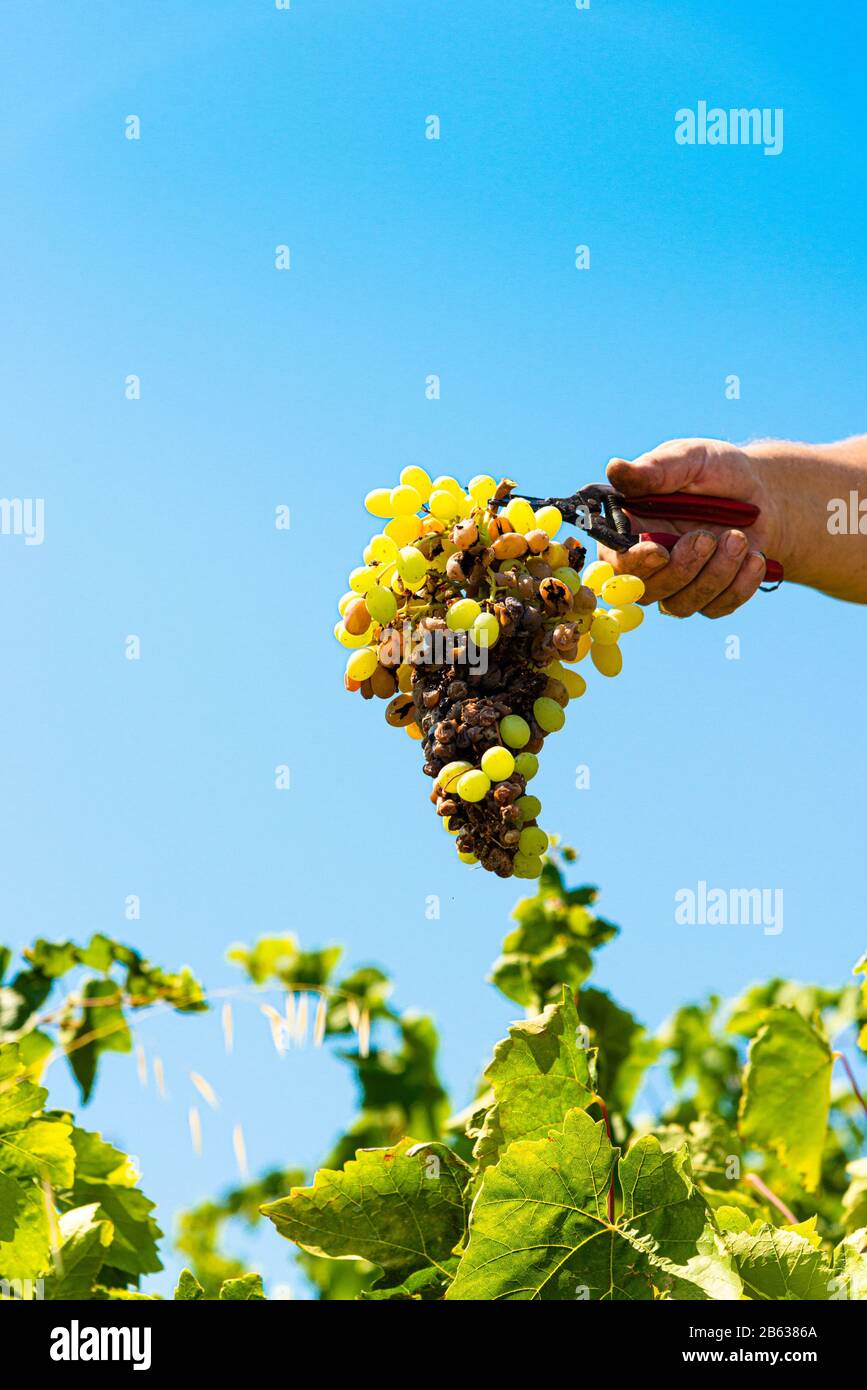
[449,1108,709,1300]
[263,1138,470,1288]
[219,1272,266,1300]
[738,1006,832,1192]
[473,987,598,1172]
[43,1204,114,1300]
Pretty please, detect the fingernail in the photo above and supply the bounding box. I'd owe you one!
[693,532,716,558]
[646,550,669,570]
[746,551,766,577]
[724,530,748,558]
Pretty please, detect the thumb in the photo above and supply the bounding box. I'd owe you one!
[607,440,714,497]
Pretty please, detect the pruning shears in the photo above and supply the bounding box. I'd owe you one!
[516,483,783,587]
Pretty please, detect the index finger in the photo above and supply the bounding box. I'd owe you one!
[597,539,671,581]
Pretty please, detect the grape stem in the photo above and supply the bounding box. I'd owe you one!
[597,1096,616,1223]
[834,1050,867,1118]
[742,1172,797,1225]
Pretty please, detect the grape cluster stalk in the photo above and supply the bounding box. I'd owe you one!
[335,469,647,878]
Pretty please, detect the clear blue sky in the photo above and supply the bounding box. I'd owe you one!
[2,0,865,1296]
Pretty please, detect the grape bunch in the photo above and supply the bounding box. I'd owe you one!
[335,468,646,878]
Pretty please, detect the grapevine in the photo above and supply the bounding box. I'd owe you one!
[335,468,648,877]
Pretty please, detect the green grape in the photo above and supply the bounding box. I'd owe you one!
[590,612,620,646]
[390,484,422,516]
[471,612,500,648]
[456,769,491,803]
[582,560,613,595]
[610,603,644,633]
[366,585,398,624]
[601,574,645,606]
[513,751,539,780]
[591,642,623,677]
[499,715,531,748]
[553,566,582,594]
[437,760,473,792]
[513,851,543,879]
[446,598,481,631]
[519,826,548,856]
[457,850,478,864]
[346,648,378,681]
[533,696,565,733]
[397,545,427,586]
[481,746,515,781]
[516,794,542,820]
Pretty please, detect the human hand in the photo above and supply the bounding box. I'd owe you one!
[597,438,780,618]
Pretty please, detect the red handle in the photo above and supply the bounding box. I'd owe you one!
[627,491,783,583]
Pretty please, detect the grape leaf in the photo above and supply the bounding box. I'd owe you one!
[0,1044,75,1188]
[219,1272,266,1300]
[473,987,598,1172]
[263,1138,470,1287]
[831,1229,867,1301]
[0,1183,51,1282]
[43,1203,114,1300]
[738,1006,832,1191]
[576,987,659,1116]
[448,1108,709,1300]
[66,1128,162,1277]
[62,979,132,1103]
[175,1267,205,1300]
[842,1158,867,1235]
[855,953,867,1051]
[721,1220,834,1300]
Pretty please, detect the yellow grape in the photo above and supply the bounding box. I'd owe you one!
[390,484,422,516]
[430,489,461,520]
[432,475,464,498]
[365,488,393,519]
[469,474,496,506]
[582,560,614,594]
[385,514,423,545]
[601,574,646,605]
[504,498,537,533]
[400,465,432,501]
[437,760,473,792]
[560,668,587,698]
[610,603,644,633]
[534,505,562,537]
[396,663,414,693]
[346,648,378,681]
[349,566,377,594]
[338,591,355,615]
[546,542,568,569]
[405,722,423,740]
[368,533,398,563]
[591,642,623,677]
[590,612,620,646]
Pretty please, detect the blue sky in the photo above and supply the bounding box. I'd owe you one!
[1,0,865,1295]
